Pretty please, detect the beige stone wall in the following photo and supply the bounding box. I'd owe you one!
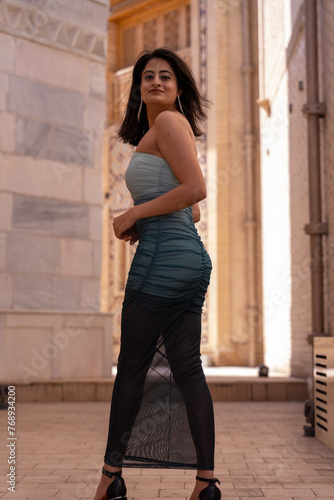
[322,0,334,337]
[259,0,334,378]
[0,0,108,312]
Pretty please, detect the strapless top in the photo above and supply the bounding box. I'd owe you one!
[125,152,180,204]
[125,152,194,233]
[124,152,211,309]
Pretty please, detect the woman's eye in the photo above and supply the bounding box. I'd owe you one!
[161,75,170,80]
[144,75,153,79]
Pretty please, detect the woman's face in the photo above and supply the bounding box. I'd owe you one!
[140,58,179,111]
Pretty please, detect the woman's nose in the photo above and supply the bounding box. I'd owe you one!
[152,75,161,86]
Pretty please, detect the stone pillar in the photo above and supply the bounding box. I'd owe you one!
[196,0,263,366]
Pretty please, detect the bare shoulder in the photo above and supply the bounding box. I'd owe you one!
[155,111,197,157]
[154,111,196,155]
[155,110,190,133]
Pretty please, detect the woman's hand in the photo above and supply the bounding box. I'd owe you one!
[113,207,138,240]
[121,224,139,245]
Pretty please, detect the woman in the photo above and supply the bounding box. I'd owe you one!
[93,48,221,500]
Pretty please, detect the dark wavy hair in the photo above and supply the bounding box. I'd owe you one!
[117,48,210,146]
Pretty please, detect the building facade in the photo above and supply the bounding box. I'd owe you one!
[1,0,333,384]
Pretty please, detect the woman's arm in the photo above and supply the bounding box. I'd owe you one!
[113,111,206,239]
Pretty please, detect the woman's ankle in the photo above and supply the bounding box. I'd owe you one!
[103,463,122,474]
[196,469,214,480]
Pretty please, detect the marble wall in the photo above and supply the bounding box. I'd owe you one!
[0,0,108,312]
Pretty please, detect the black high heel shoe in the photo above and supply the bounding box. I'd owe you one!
[196,476,221,500]
[101,467,127,500]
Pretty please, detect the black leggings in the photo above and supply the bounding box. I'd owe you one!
[104,292,215,470]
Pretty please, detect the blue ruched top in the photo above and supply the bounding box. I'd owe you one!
[124,152,212,312]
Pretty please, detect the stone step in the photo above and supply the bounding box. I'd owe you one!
[1,375,308,402]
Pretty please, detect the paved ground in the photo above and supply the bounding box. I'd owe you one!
[0,401,333,499]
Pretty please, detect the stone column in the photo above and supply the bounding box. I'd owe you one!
[195,0,263,366]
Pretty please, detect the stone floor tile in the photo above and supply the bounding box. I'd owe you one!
[292,498,319,500]
[160,477,191,485]
[219,457,245,464]
[134,487,161,497]
[254,475,299,485]
[6,483,39,491]
[50,469,97,476]
[1,496,30,499]
[299,483,334,489]
[312,488,334,497]
[290,462,334,470]
[282,482,321,489]
[299,475,330,482]
[228,488,263,496]
[158,489,188,498]
[140,469,172,476]
[305,458,334,464]
[320,452,334,459]
[34,463,80,470]
[158,497,187,500]
[226,467,250,474]
[128,475,162,483]
[271,467,304,474]
[9,469,47,476]
[17,475,69,483]
[317,469,334,476]
[261,487,316,496]
[2,492,57,499]
[37,482,84,490]
[222,475,256,484]
[246,467,277,475]
[53,492,85,499]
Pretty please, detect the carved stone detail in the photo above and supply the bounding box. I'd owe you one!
[0,0,108,61]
